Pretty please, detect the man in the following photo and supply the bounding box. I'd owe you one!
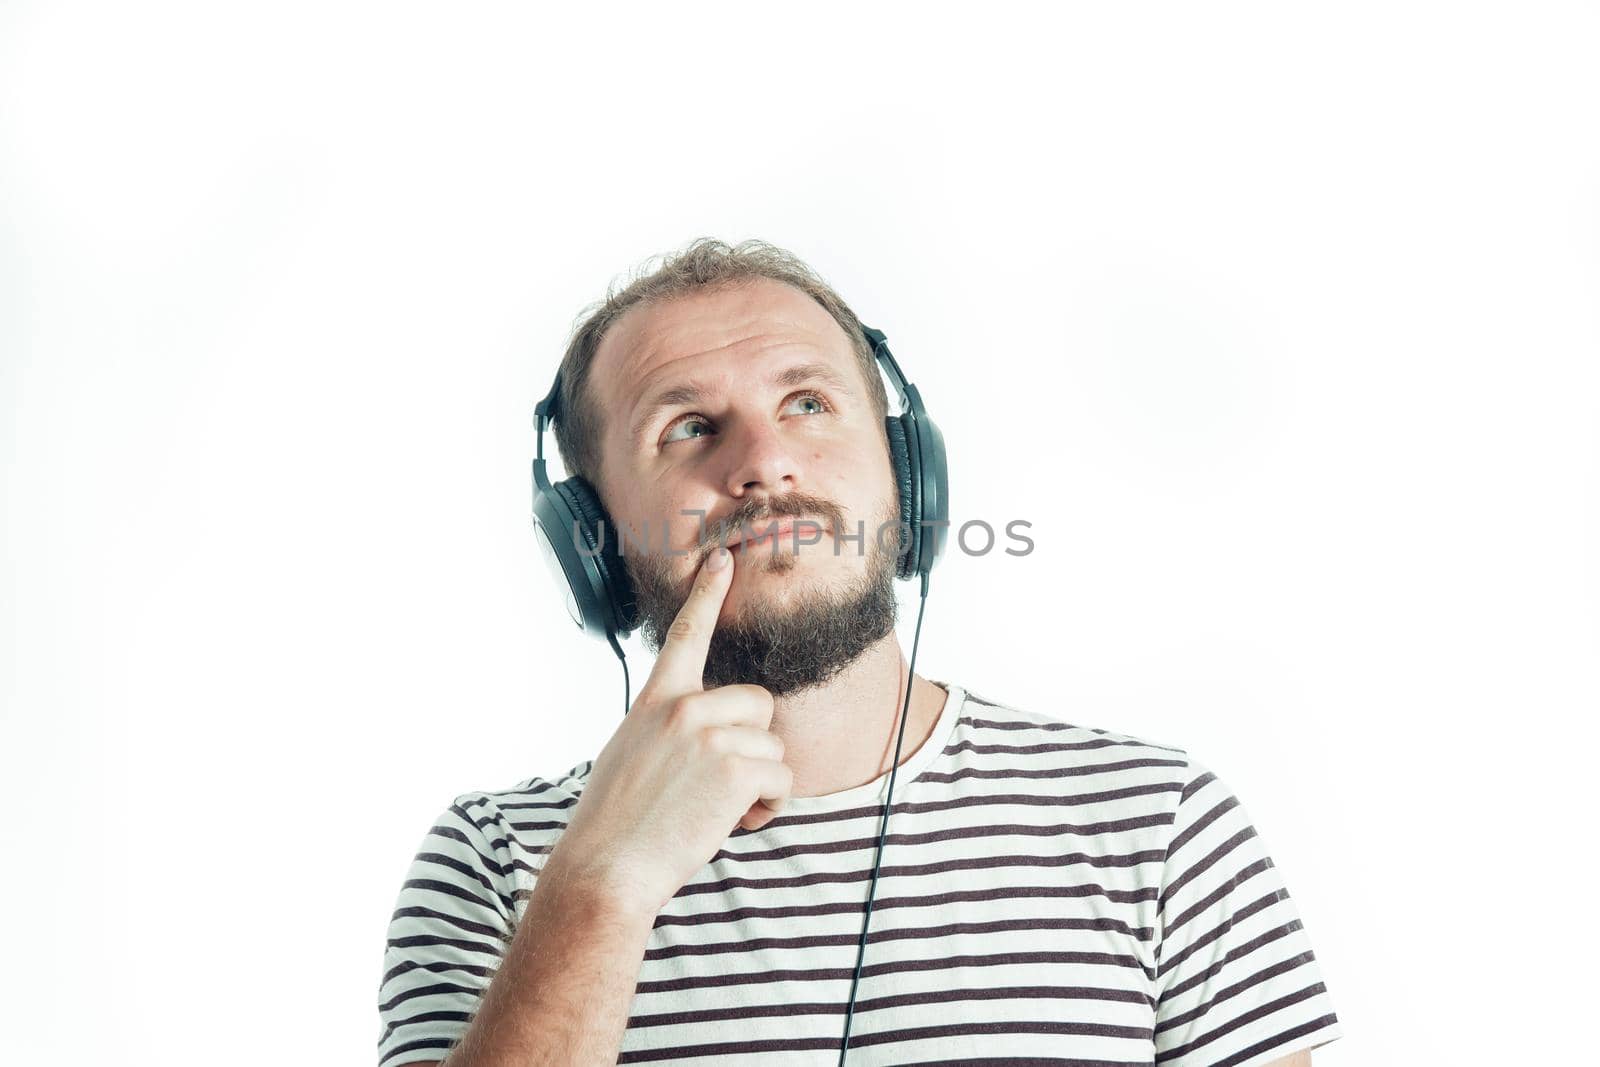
[376,239,1343,1066]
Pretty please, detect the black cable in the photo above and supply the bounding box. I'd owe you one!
[607,630,629,717]
[838,569,931,1064]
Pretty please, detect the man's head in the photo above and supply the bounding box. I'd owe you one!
[550,238,902,695]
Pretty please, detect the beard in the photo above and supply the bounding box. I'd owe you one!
[624,491,901,696]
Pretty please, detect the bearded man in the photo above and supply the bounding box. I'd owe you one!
[375,238,1342,1067]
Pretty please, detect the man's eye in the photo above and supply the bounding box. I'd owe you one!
[783,392,829,416]
[662,416,713,445]
[660,392,829,445]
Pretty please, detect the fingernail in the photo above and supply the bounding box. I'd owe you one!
[707,547,730,572]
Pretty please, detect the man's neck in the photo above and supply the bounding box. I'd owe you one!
[765,631,949,800]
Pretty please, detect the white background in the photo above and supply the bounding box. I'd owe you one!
[3,3,1596,1064]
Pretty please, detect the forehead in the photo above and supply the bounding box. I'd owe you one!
[593,277,856,395]
[588,277,868,465]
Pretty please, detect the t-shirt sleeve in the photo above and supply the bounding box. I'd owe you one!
[1152,758,1343,1067]
[375,794,518,1067]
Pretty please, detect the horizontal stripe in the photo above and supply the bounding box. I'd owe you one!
[1159,825,1257,911]
[377,1007,471,1046]
[379,955,495,989]
[1201,1015,1341,1067]
[654,898,1154,940]
[379,1035,453,1067]
[619,1019,1156,1063]
[1155,952,1322,1035]
[633,948,1157,996]
[627,983,1156,1029]
[1160,981,1327,1060]
[1162,856,1273,935]
[1162,921,1308,1002]
[1155,889,1284,976]
[644,916,1158,963]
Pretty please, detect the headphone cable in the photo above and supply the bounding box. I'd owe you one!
[838,569,931,1064]
[607,630,629,717]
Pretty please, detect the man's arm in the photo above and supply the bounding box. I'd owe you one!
[415,844,658,1067]
[1263,1049,1313,1066]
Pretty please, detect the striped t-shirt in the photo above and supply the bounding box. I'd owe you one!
[377,681,1343,1066]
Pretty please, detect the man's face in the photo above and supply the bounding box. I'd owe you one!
[588,277,901,694]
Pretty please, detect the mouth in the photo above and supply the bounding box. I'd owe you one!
[727,518,831,553]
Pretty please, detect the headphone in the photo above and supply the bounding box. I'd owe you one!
[530,322,948,1063]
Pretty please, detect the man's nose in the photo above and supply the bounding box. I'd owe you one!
[723,417,803,496]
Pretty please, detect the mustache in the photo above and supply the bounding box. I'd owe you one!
[700,494,844,554]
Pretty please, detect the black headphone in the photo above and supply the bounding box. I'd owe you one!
[530,324,947,649]
[529,322,947,1064]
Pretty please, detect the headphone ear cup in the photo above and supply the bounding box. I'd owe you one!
[554,476,638,633]
[884,416,918,580]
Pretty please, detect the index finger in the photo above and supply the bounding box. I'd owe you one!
[644,546,735,697]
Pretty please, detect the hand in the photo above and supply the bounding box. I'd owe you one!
[547,546,794,919]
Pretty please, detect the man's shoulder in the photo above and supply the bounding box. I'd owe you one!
[956,685,1192,764]
[446,758,598,845]
[938,685,1201,852]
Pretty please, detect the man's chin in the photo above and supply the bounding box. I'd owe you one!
[699,564,900,696]
[726,564,832,613]
[727,547,855,589]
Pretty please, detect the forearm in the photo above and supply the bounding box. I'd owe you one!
[442,848,657,1067]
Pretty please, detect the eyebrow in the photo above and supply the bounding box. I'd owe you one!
[629,361,857,446]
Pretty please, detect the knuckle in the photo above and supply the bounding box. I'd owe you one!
[667,693,700,728]
[699,725,730,754]
[665,615,700,644]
